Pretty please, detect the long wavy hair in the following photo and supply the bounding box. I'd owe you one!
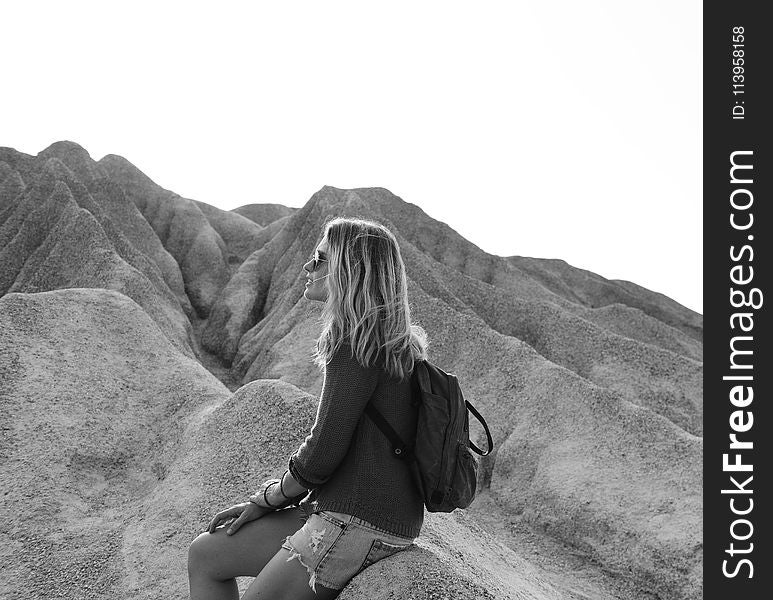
[313,217,428,380]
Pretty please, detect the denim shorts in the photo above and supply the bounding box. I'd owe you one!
[281,509,415,592]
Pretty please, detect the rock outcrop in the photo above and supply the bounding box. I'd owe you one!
[232,202,296,227]
[0,142,703,600]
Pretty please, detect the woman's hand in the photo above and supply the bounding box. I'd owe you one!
[207,502,269,535]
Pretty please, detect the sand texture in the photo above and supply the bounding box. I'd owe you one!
[0,142,702,599]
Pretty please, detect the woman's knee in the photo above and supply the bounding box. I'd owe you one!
[188,519,283,581]
[188,509,305,582]
[188,531,218,575]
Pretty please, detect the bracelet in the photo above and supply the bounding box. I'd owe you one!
[263,480,281,509]
[248,478,283,510]
[249,474,308,511]
[279,471,292,500]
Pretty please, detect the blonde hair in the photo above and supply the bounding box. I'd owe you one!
[314,217,428,379]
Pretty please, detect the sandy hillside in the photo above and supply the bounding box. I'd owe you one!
[0,142,702,599]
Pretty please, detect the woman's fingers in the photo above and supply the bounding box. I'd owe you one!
[207,514,222,534]
[207,502,271,535]
[207,506,241,534]
[207,510,226,533]
[207,515,229,534]
[226,514,245,535]
[226,503,264,535]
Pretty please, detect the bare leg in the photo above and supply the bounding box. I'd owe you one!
[187,506,305,600]
[242,547,341,600]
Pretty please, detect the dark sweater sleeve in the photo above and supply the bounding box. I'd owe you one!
[289,345,380,488]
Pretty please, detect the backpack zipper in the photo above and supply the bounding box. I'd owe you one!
[433,373,460,504]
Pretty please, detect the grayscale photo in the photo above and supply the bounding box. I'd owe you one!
[0,2,702,599]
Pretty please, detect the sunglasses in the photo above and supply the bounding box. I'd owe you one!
[308,252,328,271]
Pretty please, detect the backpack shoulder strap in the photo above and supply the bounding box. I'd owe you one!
[364,402,412,459]
[414,360,432,394]
[465,400,494,456]
[364,366,420,460]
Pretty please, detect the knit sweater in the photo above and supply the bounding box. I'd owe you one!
[288,343,424,538]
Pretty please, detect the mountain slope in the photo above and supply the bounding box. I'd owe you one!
[0,142,703,600]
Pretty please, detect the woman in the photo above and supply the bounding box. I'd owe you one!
[188,217,428,599]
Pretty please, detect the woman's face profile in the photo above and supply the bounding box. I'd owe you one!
[303,239,330,302]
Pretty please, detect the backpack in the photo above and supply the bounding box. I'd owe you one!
[364,360,494,512]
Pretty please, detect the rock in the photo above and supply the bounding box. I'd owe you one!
[232,202,296,227]
[0,143,703,600]
[0,288,230,599]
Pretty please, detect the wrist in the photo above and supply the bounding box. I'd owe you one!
[280,469,308,498]
[249,473,309,511]
[248,479,283,509]
[247,499,270,512]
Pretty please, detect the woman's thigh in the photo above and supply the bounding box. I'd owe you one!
[242,510,414,598]
[188,506,306,580]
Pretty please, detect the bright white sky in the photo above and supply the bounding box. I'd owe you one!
[1,1,702,313]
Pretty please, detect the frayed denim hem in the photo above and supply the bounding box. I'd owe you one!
[282,535,341,593]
